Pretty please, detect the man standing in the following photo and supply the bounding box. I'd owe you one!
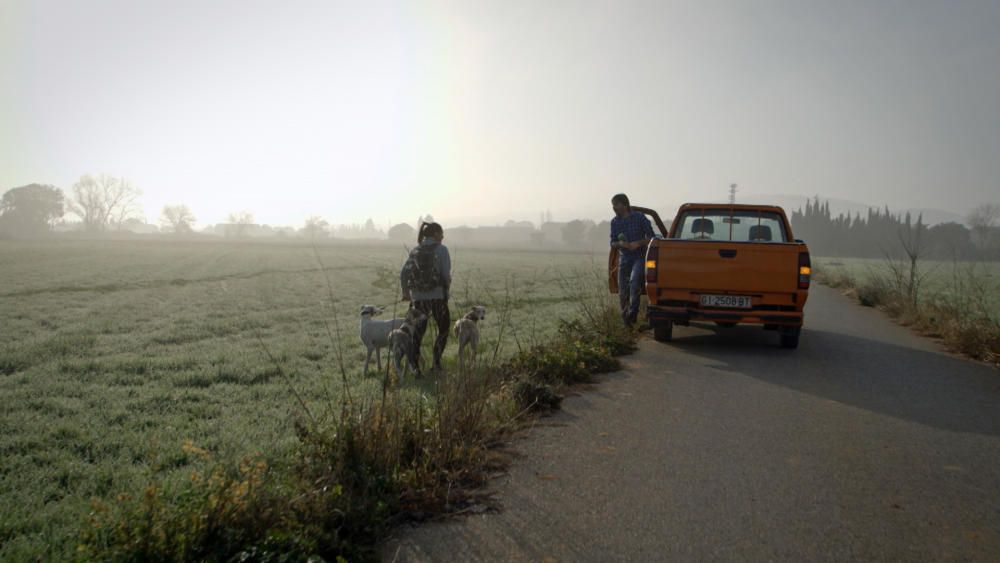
[610,193,654,327]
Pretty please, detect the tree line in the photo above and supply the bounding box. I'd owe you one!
[0,179,375,240]
[789,197,1000,260]
[10,180,993,259]
[1,176,150,236]
[0,180,623,248]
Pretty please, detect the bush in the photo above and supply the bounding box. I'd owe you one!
[856,275,891,308]
[943,317,1000,364]
[503,314,632,386]
[510,378,562,413]
[506,343,592,384]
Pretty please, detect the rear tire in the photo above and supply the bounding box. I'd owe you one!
[779,328,800,349]
[653,321,673,342]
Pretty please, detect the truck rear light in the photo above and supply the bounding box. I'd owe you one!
[645,245,659,283]
[798,252,811,289]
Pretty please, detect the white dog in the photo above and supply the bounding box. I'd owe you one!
[454,306,486,370]
[359,305,406,377]
[389,307,428,378]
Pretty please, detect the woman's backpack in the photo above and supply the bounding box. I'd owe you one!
[403,244,441,292]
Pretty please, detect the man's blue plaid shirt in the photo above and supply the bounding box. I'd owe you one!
[610,211,654,259]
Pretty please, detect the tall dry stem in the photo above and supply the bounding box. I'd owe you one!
[311,244,354,421]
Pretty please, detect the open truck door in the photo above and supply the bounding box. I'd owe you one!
[608,206,670,293]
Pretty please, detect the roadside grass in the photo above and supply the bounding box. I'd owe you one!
[77,266,634,560]
[815,257,1000,366]
[0,239,632,560]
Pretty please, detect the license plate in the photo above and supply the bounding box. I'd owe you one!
[699,294,752,309]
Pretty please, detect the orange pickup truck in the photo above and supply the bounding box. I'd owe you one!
[610,203,811,348]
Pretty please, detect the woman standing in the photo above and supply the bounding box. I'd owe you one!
[400,222,451,373]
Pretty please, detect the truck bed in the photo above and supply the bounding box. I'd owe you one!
[652,240,803,296]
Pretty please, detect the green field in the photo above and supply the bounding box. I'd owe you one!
[814,256,1000,318]
[0,239,612,559]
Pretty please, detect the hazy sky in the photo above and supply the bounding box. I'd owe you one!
[2,0,999,228]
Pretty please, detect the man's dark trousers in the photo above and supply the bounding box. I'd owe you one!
[618,253,644,325]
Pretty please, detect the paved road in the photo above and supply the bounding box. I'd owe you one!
[384,285,1000,561]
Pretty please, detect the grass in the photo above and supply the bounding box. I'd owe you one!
[814,257,1000,365]
[0,238,632,560]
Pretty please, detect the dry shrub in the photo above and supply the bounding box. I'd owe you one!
[79,450,291,562]
[814,265,857,290]
[857,271,897,309]
[914,302,1000,365]
[942,318,1000,364]
[510,377,562,413]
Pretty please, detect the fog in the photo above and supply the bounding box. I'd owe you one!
[2,0,999,229]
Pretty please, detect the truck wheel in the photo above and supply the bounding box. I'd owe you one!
[780,328,800,349]
[653,321,673,342]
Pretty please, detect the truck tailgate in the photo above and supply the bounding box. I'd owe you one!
[657,241,800,294]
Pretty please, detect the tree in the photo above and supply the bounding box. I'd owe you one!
[160,205,196,234]
[0,184,64,236]
[227,211,255,237]
[120,217,155,233]
[926,222,974,259]
[108,179,144,229]
[68,174,143,232]
[504,219,534,230]
[588,220,612,249]
[967,203,1000,250]
[388,222,416,242]
[302,215,329,239]
[561,219,588,247]
[891,214,929,307]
